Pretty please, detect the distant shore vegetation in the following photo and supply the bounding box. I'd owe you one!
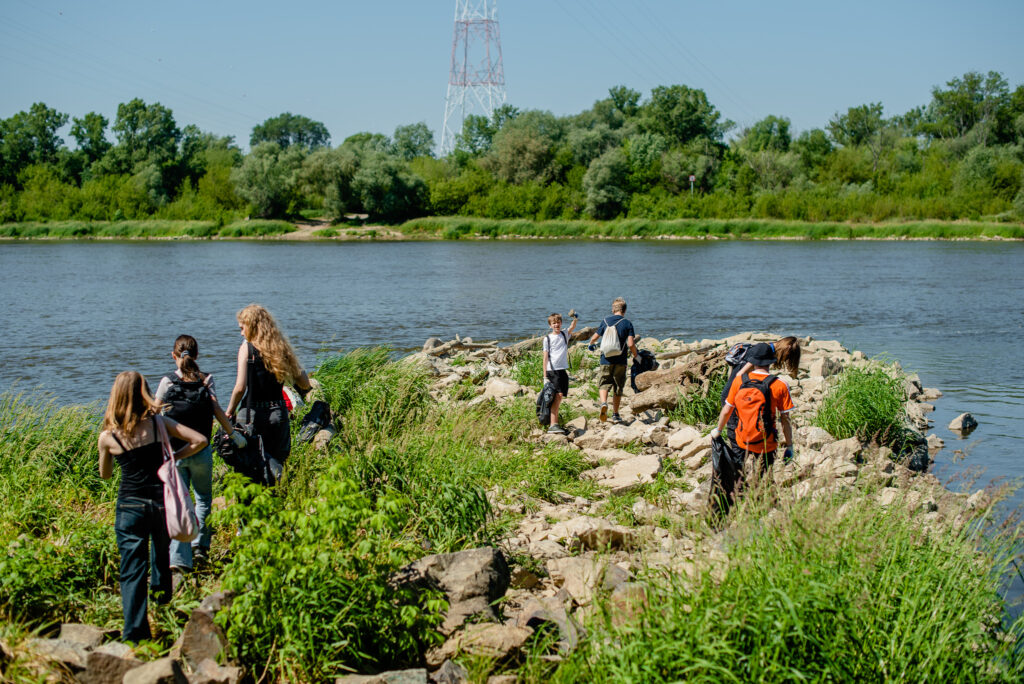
[2,70,1023,234]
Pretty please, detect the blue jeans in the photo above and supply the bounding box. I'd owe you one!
[169,445,213,570]
[115,496,171,642]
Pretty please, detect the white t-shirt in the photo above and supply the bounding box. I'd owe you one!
[155,370,217,402]
[543,331,570,371]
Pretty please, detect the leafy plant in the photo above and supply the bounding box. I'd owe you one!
[813,364,908,451]
[667,369,728,426]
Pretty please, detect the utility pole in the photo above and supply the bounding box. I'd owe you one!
[440,0,506,156]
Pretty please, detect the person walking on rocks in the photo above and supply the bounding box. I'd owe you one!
[588,297,638,423]
[98,371,208,642]
[711,343,794,495]
[543,310,578,434]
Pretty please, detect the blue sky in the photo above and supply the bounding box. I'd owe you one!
[2,0,1022,150]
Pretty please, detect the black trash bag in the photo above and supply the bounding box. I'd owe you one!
[709,435,744,517]
[630,349,661,393]
[901,427,930,472]
[214,426,282,487]
[536,382,557,426]
[297,400,333,444]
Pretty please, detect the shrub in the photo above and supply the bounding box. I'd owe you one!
[813,364,908,450]
[668,369,728,427]
[216,471,446,680]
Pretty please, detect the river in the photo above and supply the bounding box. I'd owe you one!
[1,239,1023,503]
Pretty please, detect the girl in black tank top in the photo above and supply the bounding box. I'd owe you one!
[110,419,164,501]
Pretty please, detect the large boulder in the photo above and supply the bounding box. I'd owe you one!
[122,657,187,684]
[471,377,525,404]
[26,638,89,671]
[948,413,978,434]
[79,642,141,684]
[600,422,646,449]
[189,659,241,684]
[630,384,684,413]
[431,624,533,664]
[667,426,700,451]
[796,426,834,450]
[546,557,630,605]
[58,623,109,650]
[391,547,510,634]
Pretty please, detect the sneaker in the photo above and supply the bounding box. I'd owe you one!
[547,424,566,434]
[600,403,608,422]
[611,413,623,424]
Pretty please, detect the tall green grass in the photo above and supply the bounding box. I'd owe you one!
[545,489,1024,682]
[813,364,909,451]
[399,216,1024,240]
[667,369,729,427]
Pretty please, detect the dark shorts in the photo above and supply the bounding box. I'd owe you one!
[546,369,569,397]
[599,363,627,395]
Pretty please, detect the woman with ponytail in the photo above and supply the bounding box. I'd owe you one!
[154,335,243,573]
[226,305,312,465]
[98,371,207,641]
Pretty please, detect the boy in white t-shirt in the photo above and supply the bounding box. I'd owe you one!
[542,310,578,434]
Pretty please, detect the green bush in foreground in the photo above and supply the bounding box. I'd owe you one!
[813,364,909,451]
[217,470,446,681]
[548,492,1024,683]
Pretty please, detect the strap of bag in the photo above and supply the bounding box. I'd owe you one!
[154,415,174,463]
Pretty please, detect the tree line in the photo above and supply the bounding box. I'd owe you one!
[1,70,1023,225]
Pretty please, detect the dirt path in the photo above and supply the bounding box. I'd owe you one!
[271,218,408,241]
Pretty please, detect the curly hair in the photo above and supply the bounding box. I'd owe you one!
[102,371,161,437]
[237,304,304,384]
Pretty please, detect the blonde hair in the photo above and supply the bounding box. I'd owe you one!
[102,371,161,437]
[612,298,627,314]
[547,312,563,326]
[237,304,304,384]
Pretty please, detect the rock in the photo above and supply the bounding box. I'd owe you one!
[527,539,569,559]
[921,387,943,401]
[79,642,141,684]
[583,448,637,465]
[515,596,584,653]
[948,413,978,434]
[313,426,336,450]
[600,423,646,449]
[487,676,518,684]
[430,660,469,684]
[56,623,109,650]
[580,454,662,494]
[679,434,712,460]
[510,566,540,590]
[808,357,843,378]
[26,638,89,671]
[607,582,649,626]
[821,437,862,463]
[667,426,700,450]
[796,426,834,450]
[336,670,429,684]
[903,374,923,400]
[926,434,944,450]
[469,377,525,405]
[122,657,187,684]
[576,521,637,551]
[546,557,630,605]
[642,424,671,447]
[423,337,444,352]
[439,624,533,662]
[189,658,241,684]
[180,607,229,670]
[630,384,684,413]
[902,428,930,472]
[391,547,510,634]
[565,416,587,432]
[877,488,900,507]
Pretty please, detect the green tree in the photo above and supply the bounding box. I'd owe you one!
[251,112,330,150]
[609,85,642,118]
[109,98,180,171]
[923,71,1010,140]
[231,142,306,217]
[0,103,69,185]
[69,112,110,166]
[391,122,434,160]
[483,110,564,185]
[827,103,884,147]
[792,129,833,177]
[351,153,427,221]
[583,147,629,219]
[740,115,792,152]
[642,85,730,146]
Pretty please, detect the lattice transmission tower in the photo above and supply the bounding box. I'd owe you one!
[440,0,506,156]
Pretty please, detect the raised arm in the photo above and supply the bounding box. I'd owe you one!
[226,342,248,417]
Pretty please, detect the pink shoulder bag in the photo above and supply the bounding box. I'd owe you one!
[155,416,199,543]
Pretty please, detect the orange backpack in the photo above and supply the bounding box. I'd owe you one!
[733,372,777,452]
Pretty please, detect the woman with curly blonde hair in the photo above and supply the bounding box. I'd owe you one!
[226,304,312,464]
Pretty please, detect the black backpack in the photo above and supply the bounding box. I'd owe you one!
[630,349,660,393]
[162,375,214,447]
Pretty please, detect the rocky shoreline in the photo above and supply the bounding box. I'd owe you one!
[15,332,992,684]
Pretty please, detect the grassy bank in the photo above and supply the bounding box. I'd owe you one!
[0,219,296,239]
[400,216,1024,240]
[1,350,1022,681]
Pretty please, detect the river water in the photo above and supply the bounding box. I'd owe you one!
[2,240,1023,502]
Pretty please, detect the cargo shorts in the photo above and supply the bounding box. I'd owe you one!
[598,363,627,396]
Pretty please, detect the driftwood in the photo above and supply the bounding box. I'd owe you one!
[492,327,596,366]
[655,343,721,362]
[630,348,729,413]
[425,339,499,357]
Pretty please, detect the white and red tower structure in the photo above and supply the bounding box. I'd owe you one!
[440,0,506,155]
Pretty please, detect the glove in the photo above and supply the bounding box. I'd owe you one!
[230,431,247,449]
[568,309,578,319]
[588,343,597,352]
[783,446,794,463]
[710,427,721,439]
